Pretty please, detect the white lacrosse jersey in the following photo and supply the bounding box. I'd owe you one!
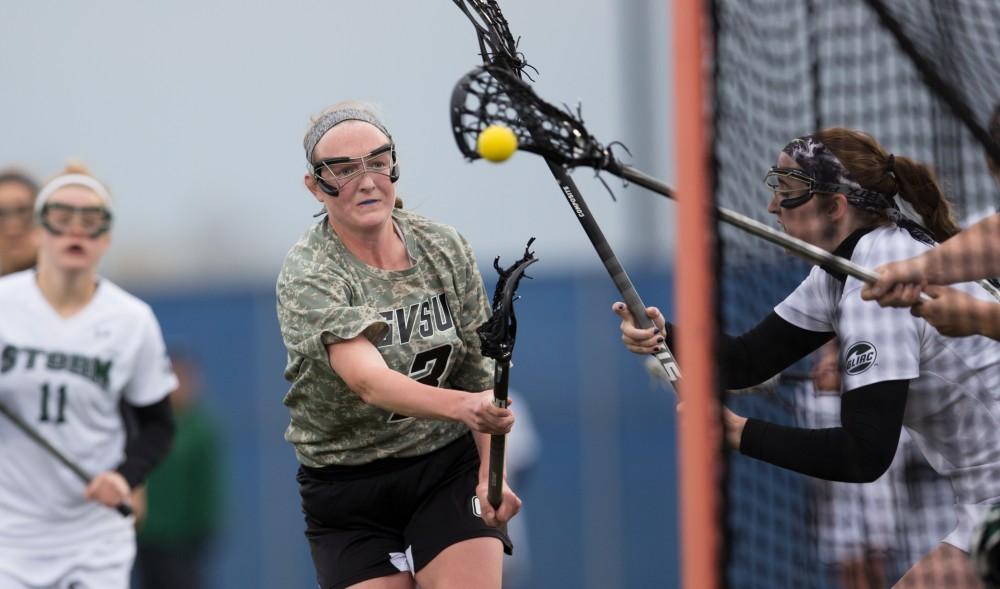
[0,270,177,585]
[775,225,1000,514]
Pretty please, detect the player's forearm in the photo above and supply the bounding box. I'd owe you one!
[722,312,833,389]
[975,300,1000,341]
[117,397,176,488]
[352,368,467,422]
[739,380,907,482]
[924,214,1000,284]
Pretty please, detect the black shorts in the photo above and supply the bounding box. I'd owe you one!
[297,433,513,589]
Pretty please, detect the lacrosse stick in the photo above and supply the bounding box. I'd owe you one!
[0,399,133,517]
[452,0,682,385]
[451,64,933,300]
[452,0,529,76]
[477,238,538,509]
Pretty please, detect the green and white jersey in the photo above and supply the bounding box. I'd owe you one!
[0,270,176,585]
[277,209,494,467]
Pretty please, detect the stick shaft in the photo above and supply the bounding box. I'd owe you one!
[546,160,681,385]
[0,400,133,517]
[487,359,510,509]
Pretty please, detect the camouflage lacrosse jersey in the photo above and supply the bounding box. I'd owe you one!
[277,209,494,467]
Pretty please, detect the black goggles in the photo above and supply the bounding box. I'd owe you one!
[39,202,113,238]
[764,167,848,209]
[764,167,896,211]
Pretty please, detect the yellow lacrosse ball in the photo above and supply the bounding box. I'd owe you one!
[477,125,518,162]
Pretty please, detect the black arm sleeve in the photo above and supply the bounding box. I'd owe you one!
[739,379,909,482]
[116,397,176,488]
[664,312,832,389]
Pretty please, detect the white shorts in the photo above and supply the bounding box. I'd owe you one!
[0,561,131,589]
[0,525,134,589]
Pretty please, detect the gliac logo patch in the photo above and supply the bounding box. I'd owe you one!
[845,341,877,375]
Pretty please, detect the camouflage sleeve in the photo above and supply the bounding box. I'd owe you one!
[446,231,496,392]
[276,257,389,366]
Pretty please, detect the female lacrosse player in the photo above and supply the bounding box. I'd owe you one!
[0,163,177,588]
[615,128,1000,586]
[277,101,519,589]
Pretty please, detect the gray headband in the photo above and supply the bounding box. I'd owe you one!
[304,108,393,163]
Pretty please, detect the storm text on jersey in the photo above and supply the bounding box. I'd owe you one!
[1,345,112,391]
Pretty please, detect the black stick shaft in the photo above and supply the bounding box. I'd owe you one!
[0,400,133,517]
[487,358,510,509]
[546,160,681,386]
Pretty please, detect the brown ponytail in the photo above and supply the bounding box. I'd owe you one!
[890,155,960,241]
[815,128,960,242]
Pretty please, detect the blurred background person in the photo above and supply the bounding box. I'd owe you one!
[0,168,40,276]
[0,162,177,588]
[134,350,222,589]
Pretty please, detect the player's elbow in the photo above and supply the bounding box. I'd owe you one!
[349,374,378,404]
[852,462,890,483]
[347,368,391,406]
[846,445,895,483]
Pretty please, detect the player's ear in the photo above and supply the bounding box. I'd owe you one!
[304,173,324,203]
[827,192,849,221]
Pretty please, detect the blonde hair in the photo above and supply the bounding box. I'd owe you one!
[48,159,106,189]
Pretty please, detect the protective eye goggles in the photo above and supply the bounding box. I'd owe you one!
[39,202,113,238]
[763,167,845,209]
[312,143,400,197]
[764,167,897,212]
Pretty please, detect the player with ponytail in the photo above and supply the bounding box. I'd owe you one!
[616,127,1000,586]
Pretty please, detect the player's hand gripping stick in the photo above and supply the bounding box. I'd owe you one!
[0,399,133,517]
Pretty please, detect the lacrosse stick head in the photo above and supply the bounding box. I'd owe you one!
[452,0,528,75]
[477,237,538,361]
[451,65,610,169]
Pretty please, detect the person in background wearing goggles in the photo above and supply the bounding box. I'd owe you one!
[0,168,41,276]
[0,162,177,589]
